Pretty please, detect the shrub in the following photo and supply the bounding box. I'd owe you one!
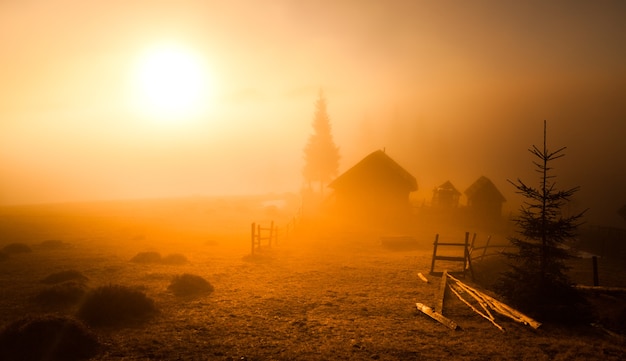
[130,251,162,263]
[1,242,32,254]
[161,253,189,265]
[168,273,214,297]
[77,284,157,327]
[0,314,100,361]
[34,281,88,309]
[41,270,88,284]
[38,239,71,250]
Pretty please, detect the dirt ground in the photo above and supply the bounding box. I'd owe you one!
[0,196,625,360]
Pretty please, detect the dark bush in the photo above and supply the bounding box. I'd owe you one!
[1,242,32,254]
[0,314,100,361]
[77,284,157,327]
[41,270,88,284]
[168,273,214,297]
[130,251,162,263]
[161,253,189,265]
[38,239,72,250]
[34,281,88,309]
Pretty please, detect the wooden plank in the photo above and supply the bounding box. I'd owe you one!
[448,283,504,332]
[435,270,448,313]
[434,255,466,262]
[574,285,626,293]
[447,273,542,329]
[416,303,458,330]
[418,272,429,283]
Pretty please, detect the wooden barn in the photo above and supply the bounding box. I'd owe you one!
[328,150,417,224]
[432,181,461,208]
[464,176,506,220]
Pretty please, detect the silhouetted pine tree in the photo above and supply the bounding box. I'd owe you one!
[497,120,589,322]
[303,90,340,195]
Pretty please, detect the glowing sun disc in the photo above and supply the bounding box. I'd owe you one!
[132,44,213,121]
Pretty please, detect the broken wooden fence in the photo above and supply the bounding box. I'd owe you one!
[250,221,278,255]
[430,232,474,279]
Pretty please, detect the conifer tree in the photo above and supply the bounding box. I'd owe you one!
[303,90,340,194]
[497,120,588,321]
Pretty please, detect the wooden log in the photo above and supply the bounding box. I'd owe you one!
[448,283,504,332]
[574,285,626,293]
[418,272,429,283]
[416,303,458,330]
[447,273,541,329]
[435,270,448,313]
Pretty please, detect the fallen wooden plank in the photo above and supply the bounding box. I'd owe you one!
[416,303,458,330]
[435,270,448,313]
[418,272,429,283]
[574,285,626,293]
[448,283,504,332]
[447,273,541,329]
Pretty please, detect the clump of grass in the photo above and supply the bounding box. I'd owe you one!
[77,284,157,327]
[41,270,89,284]
[38,239,72,250]
[34,281,88,309]
[161,253,189,265]
[0,314,100,361]
[130,251,162,263]
[1,242,32,254]
[167,273,214,297]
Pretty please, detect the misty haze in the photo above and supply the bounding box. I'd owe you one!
[1,1,625,360]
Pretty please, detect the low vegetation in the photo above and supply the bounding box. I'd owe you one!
[0,314,100,361]
[1,242,32,254]
[34,281,88,309]
[40,269,88,284]
[77,284,157,327]
[130,251,162,263]
[167,273,214,297]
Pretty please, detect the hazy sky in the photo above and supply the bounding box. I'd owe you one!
[1,1,625,225]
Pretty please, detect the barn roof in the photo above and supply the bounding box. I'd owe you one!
[328,150,417,192]
[464,176,506,202]
[434,180,461,195]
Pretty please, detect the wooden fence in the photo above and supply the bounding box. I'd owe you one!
[249,208,301,255]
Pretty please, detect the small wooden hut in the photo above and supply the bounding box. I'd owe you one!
[464,176,506,220]
[328,150,417,224]
[432,181,461,208]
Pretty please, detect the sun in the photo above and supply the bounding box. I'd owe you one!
[131,44,213,122]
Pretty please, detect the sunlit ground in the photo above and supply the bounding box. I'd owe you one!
[0,196,624,360]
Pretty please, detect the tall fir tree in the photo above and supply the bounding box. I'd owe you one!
[303,90,340,195]
[497,120,588,321]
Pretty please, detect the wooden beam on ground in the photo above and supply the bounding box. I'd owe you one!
[574,285,626,293]
[416,303,458,330]
[435,270,448,313]
[418,272,429,283]
[447,273,542,329]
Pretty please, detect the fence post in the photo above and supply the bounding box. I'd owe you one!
[592,256,599,286]
[269,220,274,247]
[480,235,491,261]
[251,222,256,255]
[430,234,439,274]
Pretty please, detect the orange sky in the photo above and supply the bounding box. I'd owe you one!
[1,1,625,225]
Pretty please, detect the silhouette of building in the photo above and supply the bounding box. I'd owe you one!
[464,176,506,221]
[328,149,417,225]
[432,181,461,208]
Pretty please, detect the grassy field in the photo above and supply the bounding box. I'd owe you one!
[0,196,624,360]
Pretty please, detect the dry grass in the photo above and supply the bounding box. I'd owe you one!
[0,196,624,360]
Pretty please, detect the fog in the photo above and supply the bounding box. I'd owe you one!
[1,1,625,226]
